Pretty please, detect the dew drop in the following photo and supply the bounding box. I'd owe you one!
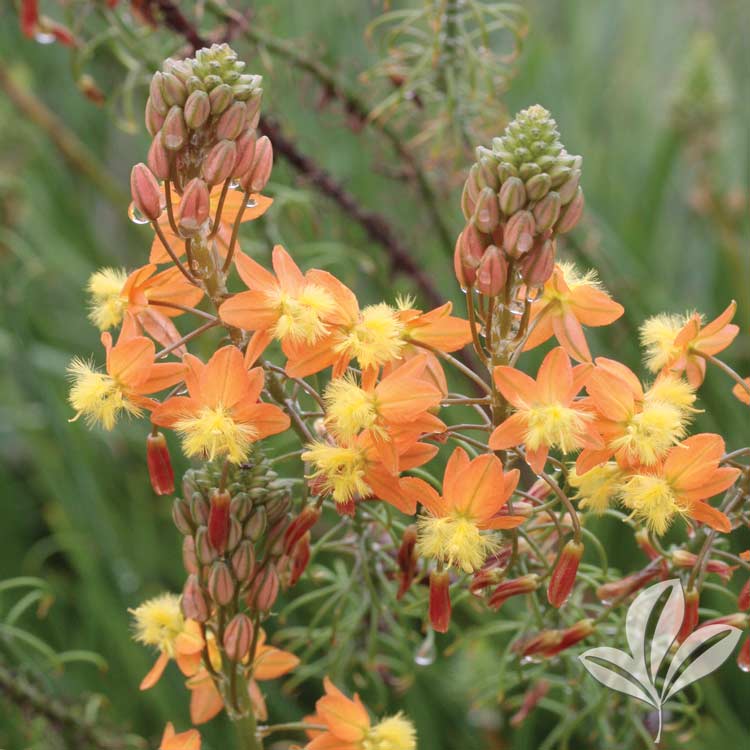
[229,179,241,190]
[128,203,150,225]
[34,32,57,45]
[414,630,436,666]
[245,197,257,209]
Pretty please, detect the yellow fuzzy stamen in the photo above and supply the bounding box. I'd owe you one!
[645,375,697,411]
[336,303,405,370]
[130,593,184,656]
[610,401,688,465]
[570,463,623,513]
[87,268,128,330]
[323,376,379,440]
[639,313,689,372]
[175,406,257,463]
[302,441,371,504]
[524,403,592,453]
[67,357,141,430]
[416,514,497,573]
[619,474,685,535]
[363,714,417,750]
[267,283,335,344]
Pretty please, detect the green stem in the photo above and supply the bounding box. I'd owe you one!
[233,712,262,750]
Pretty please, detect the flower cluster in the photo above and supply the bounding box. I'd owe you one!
[66,46,749,749]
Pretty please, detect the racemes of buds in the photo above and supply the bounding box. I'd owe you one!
[547,539,583,608]
[224,613,254,661]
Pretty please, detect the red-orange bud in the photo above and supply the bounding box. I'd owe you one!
[429,570,452,633]
[698,612,749,630]
[489,574,539,611]
[289,533,311,587]
[672,550,736,582]
[283,505,321,556]
[738,636,750,672]
[677,589,700,643]
[396,525,418,600]
[130,163,162,221]
[510,680,550,727]
[178,177,210,235]
[547,539,583,608]
[596,563,661,603]
[224,613,254,661]
[475,245,508,296]
[739,577,750,611]
[146,431,174,495]
[208,490,231,554]
[454,225,485,287]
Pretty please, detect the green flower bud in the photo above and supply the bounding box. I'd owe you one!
[498,176,526,215]
[184,90,211,130]
[525,172,552,201]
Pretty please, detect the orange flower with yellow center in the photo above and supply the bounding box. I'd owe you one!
[524,262,624,362]
[412,448,525,573]
[489,347,601,472]
[151,345,289,463]
[305,677,416,750]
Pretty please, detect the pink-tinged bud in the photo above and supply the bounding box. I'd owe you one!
[146,431,174,495]
[498,176,527,215]
[489,574,539,611]
[232,129,257,178]
[555,187,584,233]
[244,508,267,541]
[738,636,750,672]
[525,173,552,201]
[559,618,595,650]
[548,540,583,608]
[241,135,273,193]
[216,102,247,141]
[182,536,199,575]
[596,563,662,603]
[454,225,486,287]
[472,187,500,233]
[517,619,594,660]
[699,612,749,630]
[208,561,235,606]
[231,540,255,582]
[533,191,562,233]
[283,505,321,555]
[289,532,311,587]
[672,550,737,582]
[677,589,700,643]
[248,565,280,612]
[396,525,418,600]
[460,180,477,220]
[194,526,217,565]
[178,178,210,236]
[475,245,508,296]
[209,84,234,115]
[130,163,162,221]
[171,498,193,535]
[147,137,171,181]
[739,577,750,611]
[159,72,187,107]
[161,106,187,151]
[519,237,556,287]
[183,89,211,130]
[208,489,231,554]
[190,494,209,525]
[470,548,513,594]
[429,570,451,633]
[224,613,254,662]
[503,210,536,258]
[558,170,581,205]
[245,94,262,128]
[510,680,550,727]
[202,140,237,187]
[149,73,168,115]
[182,575,209,622]
[230,494,251,523]
[145,98,166,137]
[228,517,242,551]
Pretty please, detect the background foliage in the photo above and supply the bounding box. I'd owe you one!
[0,1,748,748]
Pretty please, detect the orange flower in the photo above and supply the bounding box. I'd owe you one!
[488,347,600,472]
[306,677,416,750]
[302,429,439,516]
[576,358,697,473]
[396,299,473,354]
[618,433,740,534]
[640,301,739,386]
[151,345,289,463]
[130,593,204,690]
[733,377,750,405]
[412,447,525,573]
[160,723,200,750]
[219,245,346,365]
[323,355,443,470]
[187,629,299,725]
[523,262,624,362]
[68,315,185,430]
[150,188,273,263]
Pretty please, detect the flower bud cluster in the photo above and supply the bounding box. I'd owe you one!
[455,105,584,294]
[172,454,291,658]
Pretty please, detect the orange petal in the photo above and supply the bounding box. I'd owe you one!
[108,336,155,387]
[201,346,250,409]
[245,329,273,367]
[688,501,731,533]
[537,346,573,402]
[552,312,591,363]
[151,396,198,428]
[488,413,528,451]
[525,445,549,474]
[569,286,624,327]
[233,403,290,440]
[316,686,369,742]
[160,723,201,750]
[454,453,503,517]
[190,681,224,725]
[253,645,300,680]
[442,446,471,506]
[586,368,635,422]
[272,245,305,293]
[493,366,538,408]
[140,652,169,691]
[234,250,279,292]
[522,307,556,352]
[136,362,186,395]
[664,433,725,489]
[220,290,279,331]
[400,476,446,517]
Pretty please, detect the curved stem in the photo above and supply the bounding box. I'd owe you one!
[152,221,198,285]
[414,341,492,395]
[698,351,750,396]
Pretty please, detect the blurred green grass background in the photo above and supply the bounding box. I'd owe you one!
[0,1,749,748]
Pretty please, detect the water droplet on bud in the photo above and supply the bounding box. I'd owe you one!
[128,203,151,225]
[34,32,57,45]
[414,630,436,666]
[245,197,257,209]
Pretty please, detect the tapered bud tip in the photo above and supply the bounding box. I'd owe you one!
[738,636,750,673]
[547,540,583,609]
[130,164,162,221]
[224,613,254,661]
[208,560,235,606]
[208,490,232,554]
[475,245,508,297]
[146,431,174,495]
[202,139,237,186]
[738,577,750,611]
[677,589,700,643]
[283,505,321,555]
[241,135,273,192]
[289,532,311,587]
[182,575,209,622]
[429,571,452,633]
[184,89,211,130]
[178,178,210,235]
[489,574,539,611]
[161,106,188,151]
